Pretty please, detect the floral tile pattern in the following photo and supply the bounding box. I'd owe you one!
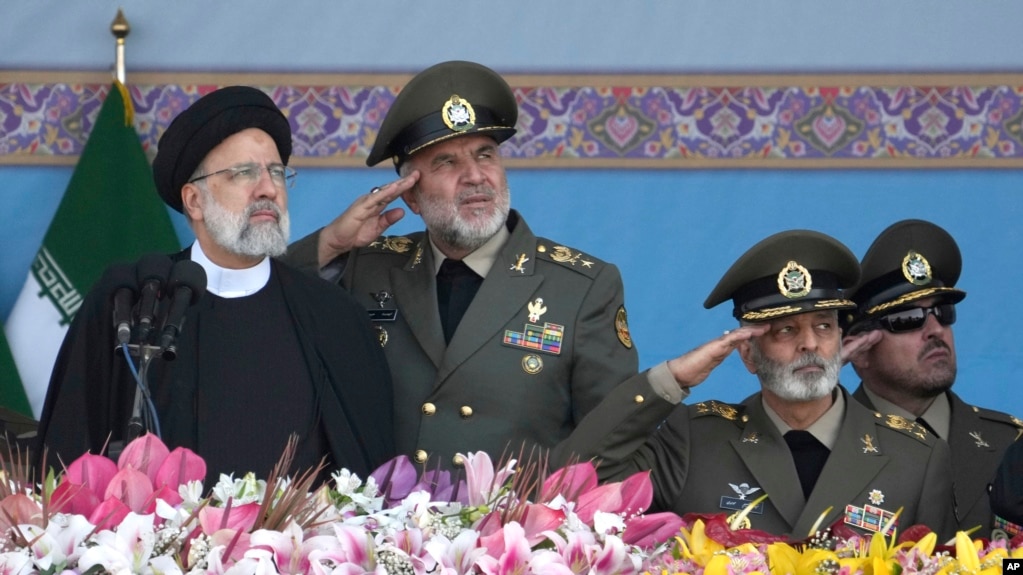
[3,79,1023,165]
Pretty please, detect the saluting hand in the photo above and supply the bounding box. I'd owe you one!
[665,324,770,390]
[317,172,420,267]
[840,328,882,365]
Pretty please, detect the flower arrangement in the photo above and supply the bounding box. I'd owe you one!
[0,434,1019,574]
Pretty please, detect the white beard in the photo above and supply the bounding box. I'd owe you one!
[200,186,290,258]
[750,343,840,402]
[417,185,510,253]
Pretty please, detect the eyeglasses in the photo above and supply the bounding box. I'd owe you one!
[877,303,956,333]
[188,163,297,190]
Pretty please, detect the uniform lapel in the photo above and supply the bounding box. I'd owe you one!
[390,240,446,369]
[731,397,804,531]
[438,213,542,382]
[793,390,889,536]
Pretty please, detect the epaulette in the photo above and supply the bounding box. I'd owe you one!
[970,404,1023,430]
[534,240,605,279]
[877,413,933,444]
[360,233,424,256]
[691,400,746,423]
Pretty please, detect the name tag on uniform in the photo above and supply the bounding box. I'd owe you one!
[368,309,398,322]
[719,496,764,515]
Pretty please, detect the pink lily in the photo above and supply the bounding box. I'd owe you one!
[463,452,516,507]
[205,528,253,566]
[425,529,487,575]
[477,521,535,574]
[478,522,574,575]
[248,521,321,573]
[544,530,638,575]
[328,523,374,569]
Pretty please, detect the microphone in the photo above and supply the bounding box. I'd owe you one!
[158,260,207,361]
[106,264,138,347]
[135,254,173,345]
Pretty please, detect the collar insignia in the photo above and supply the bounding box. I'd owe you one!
[969,431,990,448]
[861,434,878,453]
[777,260,812,299]
[442,95,476,132]
[902,250,933,286]
[510,253,529,273]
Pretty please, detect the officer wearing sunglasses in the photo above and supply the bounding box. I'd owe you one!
[843,219,1023,538]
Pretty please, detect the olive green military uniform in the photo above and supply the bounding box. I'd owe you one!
[555,228,957,539]
[853,386,1023,535]
[554,380,956,539]
[844,219,1022,536]
[287,209,638,469]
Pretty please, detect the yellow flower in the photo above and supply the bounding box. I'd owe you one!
[673,519,726,565]
[934,531,1004,575]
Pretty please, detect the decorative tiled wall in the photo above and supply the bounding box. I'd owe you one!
[4,73,1023,168]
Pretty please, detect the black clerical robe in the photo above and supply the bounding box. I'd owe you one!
[36,254,394,482]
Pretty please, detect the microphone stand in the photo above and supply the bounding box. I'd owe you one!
[126,342,160,442]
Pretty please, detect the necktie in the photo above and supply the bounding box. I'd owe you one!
[437,259,483,343]
[916,417,940,439]
[783,430,831,499]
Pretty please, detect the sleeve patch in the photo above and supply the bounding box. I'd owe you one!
[615,305,633,349]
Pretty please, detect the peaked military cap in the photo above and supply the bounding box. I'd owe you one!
[705,230,860,322]
[153,86,292,213]
[844,219,966,329]
[366,60,518,169]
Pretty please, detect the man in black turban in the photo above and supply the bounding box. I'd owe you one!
[36,86,395,484]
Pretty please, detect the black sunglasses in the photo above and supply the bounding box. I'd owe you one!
[877,303,956,333]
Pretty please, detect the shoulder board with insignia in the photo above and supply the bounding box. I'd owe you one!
[535,240,605,279]
[691,400,745,422]
[879,414,933,444]
[359,233,425,255]
[971,405,1023,430]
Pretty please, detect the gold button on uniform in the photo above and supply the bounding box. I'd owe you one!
[422,402,436,416]
[634,395,645,404]
[460,406,473,419]
[452,454,465,466]
[414,450,428,463]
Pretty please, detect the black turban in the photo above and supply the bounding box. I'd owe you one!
[152,86,292,213]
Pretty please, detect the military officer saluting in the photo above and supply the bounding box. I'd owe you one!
[286,61,642,470]
[552,229,956,540]
[843,219,1023,536]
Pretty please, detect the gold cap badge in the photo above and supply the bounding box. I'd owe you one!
[442,95,476,132]
[777,260,812,299]
[901,250,933,286]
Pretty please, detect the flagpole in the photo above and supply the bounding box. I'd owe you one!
[111,9,129,83]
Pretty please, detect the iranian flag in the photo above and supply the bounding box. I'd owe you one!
[4,82,180,418]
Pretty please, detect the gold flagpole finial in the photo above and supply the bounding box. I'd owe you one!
[110,9,130,84]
